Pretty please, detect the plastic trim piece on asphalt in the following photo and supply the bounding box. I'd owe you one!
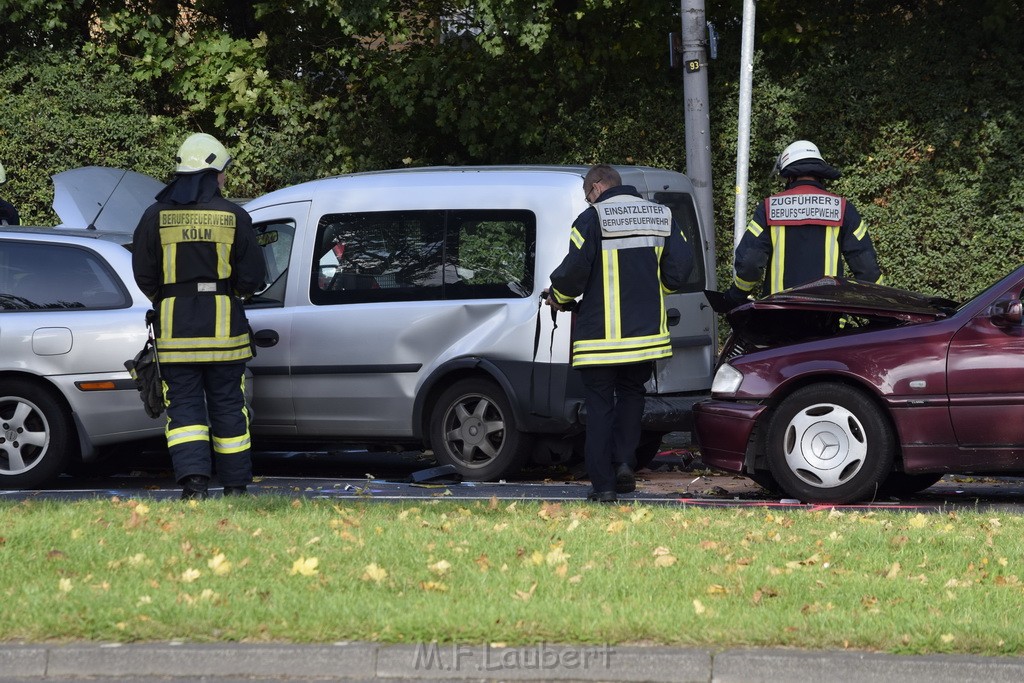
[2,642,1024,682]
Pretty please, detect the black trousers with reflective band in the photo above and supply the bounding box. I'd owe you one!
[162,363,251,487]
[579,362,652,493]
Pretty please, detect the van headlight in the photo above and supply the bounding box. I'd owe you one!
[711,363,743,395]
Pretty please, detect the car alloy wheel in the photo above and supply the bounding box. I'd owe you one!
[767,383,895,504]
[0,380,71,489]
[429,378,531,481]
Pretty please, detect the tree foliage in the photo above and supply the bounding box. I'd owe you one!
[1,0,1023,301]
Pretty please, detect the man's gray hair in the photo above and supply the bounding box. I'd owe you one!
[584,164,621,188]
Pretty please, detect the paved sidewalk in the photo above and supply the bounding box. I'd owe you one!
[3,642,1024,682]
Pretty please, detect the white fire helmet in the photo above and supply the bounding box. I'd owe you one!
[774,140,825,175]
[175,133,231,174]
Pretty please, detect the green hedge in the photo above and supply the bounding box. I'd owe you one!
[0,53,178,227]
[705,2,1024,302]
[2,1,1023,305]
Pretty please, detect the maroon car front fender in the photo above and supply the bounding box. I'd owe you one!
[692,400,768,473]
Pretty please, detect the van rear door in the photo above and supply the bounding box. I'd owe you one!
[646,188,716,394]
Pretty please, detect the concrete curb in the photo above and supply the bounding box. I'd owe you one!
[2,642,1024,681]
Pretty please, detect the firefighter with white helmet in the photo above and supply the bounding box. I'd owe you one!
[131,133,266,499]
[0,161,20,226]
[724,140,882,308]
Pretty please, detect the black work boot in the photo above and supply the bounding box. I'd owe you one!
[180,475,210,501]
[586,487,618,503]
[615,463,636,494]
[223,485,249,497]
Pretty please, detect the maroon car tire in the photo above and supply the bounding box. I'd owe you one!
[766,383,895,504]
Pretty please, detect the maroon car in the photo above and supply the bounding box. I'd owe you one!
[693,274,1024,503]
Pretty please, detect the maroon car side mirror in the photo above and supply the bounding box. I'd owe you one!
[991,299,1023,327]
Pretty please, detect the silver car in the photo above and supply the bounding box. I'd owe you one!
[0,228,163,488]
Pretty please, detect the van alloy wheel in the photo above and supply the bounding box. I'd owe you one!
[429,378,531,481]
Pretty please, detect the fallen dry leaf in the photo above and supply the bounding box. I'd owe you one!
[514,582,538,601]
[538,502,563,520]
[290,557,319,577]
[606,520,626,534]
[653,547,677,568]
[545,545,570,566]
[361,563,387,583]
[630,508,652,523]
[208,553,232,576]
[908,513,928,528]
[429,560,452,575]
[420,581,448,592]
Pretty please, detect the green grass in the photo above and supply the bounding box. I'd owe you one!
[1,497,1023,655]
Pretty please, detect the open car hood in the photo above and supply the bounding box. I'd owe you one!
[51,166,165,232]
[708,278,960,350]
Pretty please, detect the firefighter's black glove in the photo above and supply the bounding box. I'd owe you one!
[124,340,165,419]
[724,285,750,310]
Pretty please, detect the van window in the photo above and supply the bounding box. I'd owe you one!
[312,210,536,304]
[0,241,129,310]
[251,220,296,306]
[445,210,535,299]
[652,192,706,292]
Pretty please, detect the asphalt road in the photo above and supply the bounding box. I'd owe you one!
[4,441,1024,511]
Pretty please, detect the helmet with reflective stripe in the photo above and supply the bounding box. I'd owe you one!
[175,133,231,174]
[774,140,825,175]
[0,161,6,185]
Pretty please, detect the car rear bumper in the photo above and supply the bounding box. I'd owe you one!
[692,400,767,472]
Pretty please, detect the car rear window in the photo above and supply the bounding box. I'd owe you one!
[0,241,130,310]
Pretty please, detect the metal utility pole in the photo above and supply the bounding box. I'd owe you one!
[680,0,714,241]
[733,0,757,248]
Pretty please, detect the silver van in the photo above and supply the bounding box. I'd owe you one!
[244,166,716,480]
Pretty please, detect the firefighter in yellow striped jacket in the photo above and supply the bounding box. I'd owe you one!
[725,140,882,308]
[132,133,266,500]
[546,164,693,502]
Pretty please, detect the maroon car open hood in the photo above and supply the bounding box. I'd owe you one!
[711,277,959,351]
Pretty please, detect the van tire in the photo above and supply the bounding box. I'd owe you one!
[429,378,531,481]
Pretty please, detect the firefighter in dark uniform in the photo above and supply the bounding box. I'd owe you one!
[545,165,694,502]
[132,133,266,499]
[725,140,882,308]
[0,161,20,226]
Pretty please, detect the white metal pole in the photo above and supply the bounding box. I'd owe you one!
[733,0,757,250]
